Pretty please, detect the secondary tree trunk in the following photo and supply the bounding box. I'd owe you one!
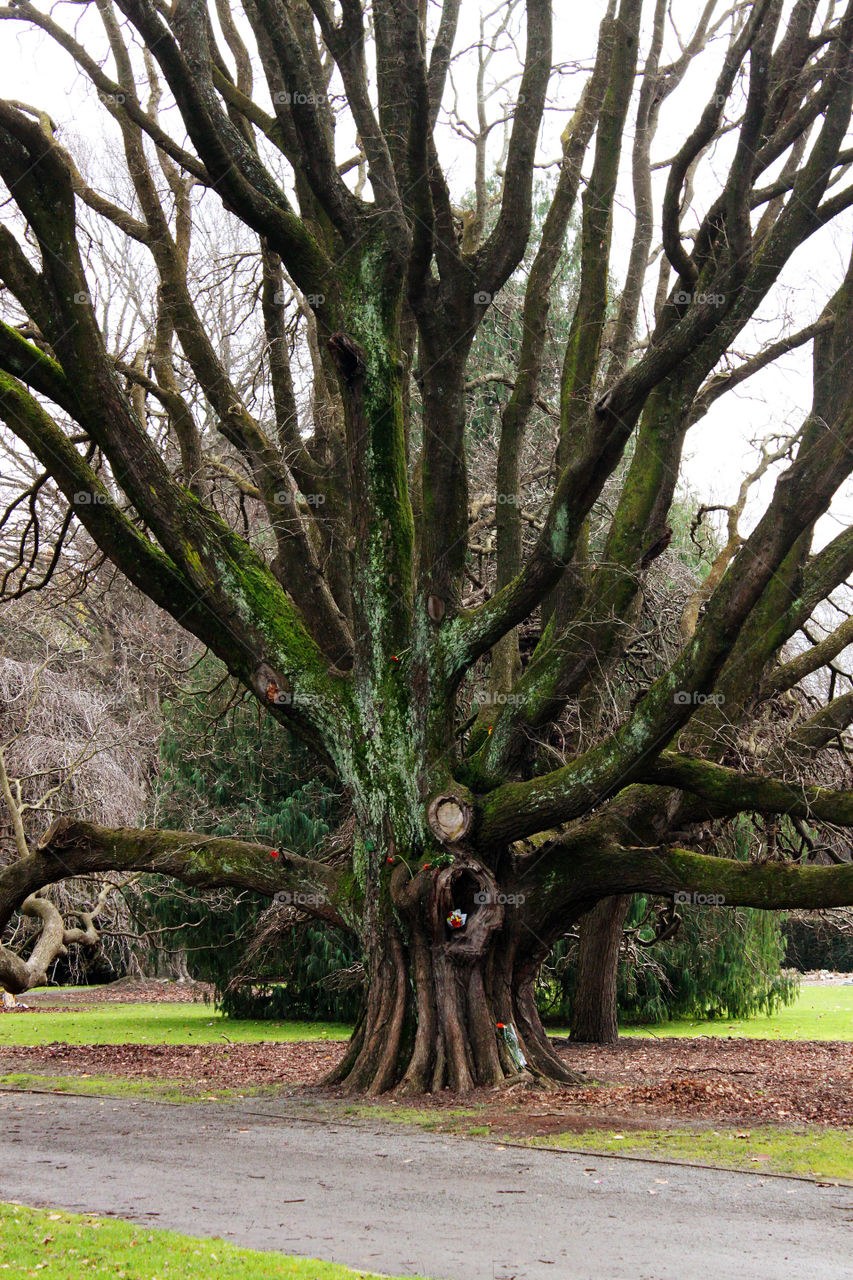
[570,894,631,1044]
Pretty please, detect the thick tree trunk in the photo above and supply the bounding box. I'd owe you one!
[570,894,631,1044]
[325,855,584,1095]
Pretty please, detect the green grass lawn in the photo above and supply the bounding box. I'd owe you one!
[526,1126,853,1181]
[351,1106,853,1182]
[0,1202,430,1279]
[546,983,853,1042]
[627,983,853,1040]
[0,1071,276,1103]
[341,1106,853,1182]
[0,981,849,1050]
[0,1001,351,1047]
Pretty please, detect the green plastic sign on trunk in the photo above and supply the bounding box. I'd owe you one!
[497,1022,527,1072]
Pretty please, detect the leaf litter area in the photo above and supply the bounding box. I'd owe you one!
[8,978,213,1008]
[1,1034,851,1131]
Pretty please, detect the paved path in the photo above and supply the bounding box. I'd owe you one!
[1,1091,851,1280]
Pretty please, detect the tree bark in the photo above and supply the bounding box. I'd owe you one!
[570,894,631,1044]
[325,853,584,1095]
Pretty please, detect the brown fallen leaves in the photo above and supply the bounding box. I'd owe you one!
[5,980,853,1128]
[20,979,213,1008]
[549,1035,853,1128]
[0,1034,851,1130]
[0,1039,341,1090]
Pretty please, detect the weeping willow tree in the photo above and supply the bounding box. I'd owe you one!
[541,821,800,1029]
[618,898,798,1024]
[3,0,853,1094]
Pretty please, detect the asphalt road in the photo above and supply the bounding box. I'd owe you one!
[0,1091,851,1280]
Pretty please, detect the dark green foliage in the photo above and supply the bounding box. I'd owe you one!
[539,819,799,1026]
[616,897,799,1024]
[409,179,582,458]
[784,916,853,972]
[142,661,360,1019]
[539,899,798,1025]
[48,950,120,988]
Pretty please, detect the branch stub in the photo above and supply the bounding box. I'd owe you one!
[427,794,473,844]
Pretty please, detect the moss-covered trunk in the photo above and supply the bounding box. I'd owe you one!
[327,846,581,1095]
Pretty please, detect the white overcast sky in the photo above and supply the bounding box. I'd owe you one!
[2,0,852,546]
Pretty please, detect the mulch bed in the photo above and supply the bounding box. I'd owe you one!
[16,979,213,1008]
[0,1040,341,1090]
[531,1036,852,1130]
[1,1035,851,1131]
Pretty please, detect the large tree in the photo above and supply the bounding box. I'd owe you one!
[3,0,853,1093]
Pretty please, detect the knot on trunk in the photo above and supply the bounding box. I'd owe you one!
[253,662,292,708]
[328,332,366,387]
[432,860,503,960]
